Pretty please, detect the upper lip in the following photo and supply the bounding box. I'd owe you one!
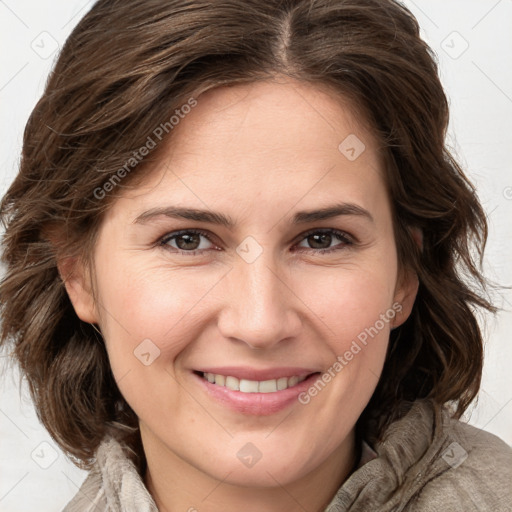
[194,366,319,381]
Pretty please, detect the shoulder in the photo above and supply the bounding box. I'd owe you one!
[327,400,512,512]
[62,436,157,512]
[406,411,512,511]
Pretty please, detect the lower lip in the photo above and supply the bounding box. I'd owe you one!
[193,372,321,415]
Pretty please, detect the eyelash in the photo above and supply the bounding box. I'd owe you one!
[159,228,355,256]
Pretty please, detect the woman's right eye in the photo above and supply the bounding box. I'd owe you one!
[160,230,216,254]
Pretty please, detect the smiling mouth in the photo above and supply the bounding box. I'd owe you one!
[196,371,320,393]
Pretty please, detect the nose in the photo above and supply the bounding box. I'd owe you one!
[217,254,302,350]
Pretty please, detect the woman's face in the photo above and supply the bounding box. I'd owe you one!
[67,78,416,488]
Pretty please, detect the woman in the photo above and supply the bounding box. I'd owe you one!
[1,0,511,510]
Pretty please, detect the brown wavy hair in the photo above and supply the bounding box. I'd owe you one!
[0,0,494,469]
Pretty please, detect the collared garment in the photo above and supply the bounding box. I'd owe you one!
[63,400,512,511]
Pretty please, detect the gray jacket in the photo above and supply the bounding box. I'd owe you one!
[63,400,512,511]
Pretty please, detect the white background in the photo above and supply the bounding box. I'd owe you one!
[1,1,511,510]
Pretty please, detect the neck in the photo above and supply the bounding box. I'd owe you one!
[142,428,357,512]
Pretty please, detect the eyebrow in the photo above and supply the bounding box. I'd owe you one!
[133,202,374,227]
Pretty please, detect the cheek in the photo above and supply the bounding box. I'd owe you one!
[93,262,221,420]
[290,263,397,437]
[93,259,226,369]
[296,260,397,348]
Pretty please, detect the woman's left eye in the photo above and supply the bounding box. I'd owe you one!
[295,229,353,253]
[159,228,353,255]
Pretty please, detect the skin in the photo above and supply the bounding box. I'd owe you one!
[63,77,418,512]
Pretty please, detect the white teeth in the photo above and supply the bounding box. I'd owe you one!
[225,376,239,391]
[202,373,308,393]
[258,379,278,393]
[214,374,225,386]
[277,377,288,391]
[240,379,259,393]
[288,376,299,387]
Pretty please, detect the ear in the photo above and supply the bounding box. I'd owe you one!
[57,256,99,324]
[391,268,418,329]
[410,227,423,251]
[391,227,422,328]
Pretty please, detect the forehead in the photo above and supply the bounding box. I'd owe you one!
[168,78,378,165]
[110,78,387,222]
